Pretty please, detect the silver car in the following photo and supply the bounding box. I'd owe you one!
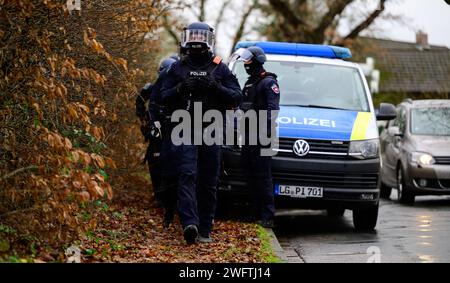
[380,99,450,204]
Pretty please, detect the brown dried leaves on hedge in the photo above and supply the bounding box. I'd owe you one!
[0,0,169,251]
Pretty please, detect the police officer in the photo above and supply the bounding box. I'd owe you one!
[136,56,178,210]
[161,22,242,244]
[235,46,280,228]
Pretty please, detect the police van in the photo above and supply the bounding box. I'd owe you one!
[220,41,397,231]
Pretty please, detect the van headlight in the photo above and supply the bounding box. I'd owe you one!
[411,152,435,166]
[349,139,380,159]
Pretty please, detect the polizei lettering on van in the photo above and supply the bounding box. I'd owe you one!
[278,117,337,128]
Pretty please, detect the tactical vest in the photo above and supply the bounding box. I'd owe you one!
[177,56,223,111]
[179,56,222,78]
[242,72,278,112]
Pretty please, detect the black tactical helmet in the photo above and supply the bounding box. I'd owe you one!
[247,46,267,64]
[159,57,177,74]
[181,22,215,50]
[169,53,180,61]
[233,45,267,64]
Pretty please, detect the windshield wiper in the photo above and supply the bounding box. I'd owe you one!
[283,104,352,111]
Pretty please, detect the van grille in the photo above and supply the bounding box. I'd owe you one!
[222,168,379,190]
[275,138,350,159]
[272,170,379,189]
[439,180,450,189]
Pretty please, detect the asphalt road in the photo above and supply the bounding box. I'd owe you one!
[274,191,450,263]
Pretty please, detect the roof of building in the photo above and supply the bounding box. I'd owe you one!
[354,37,450,94]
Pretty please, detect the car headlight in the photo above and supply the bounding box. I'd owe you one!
[349,139,380,159]
[411,152,435,166]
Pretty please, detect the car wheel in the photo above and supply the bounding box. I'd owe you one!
[353,203,379,231]
[327,208,346,217]
[397,167,415,204]
[380,182,392,199]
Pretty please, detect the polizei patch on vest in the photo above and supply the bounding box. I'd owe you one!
[190,71,207,76]
[271,84,280,94]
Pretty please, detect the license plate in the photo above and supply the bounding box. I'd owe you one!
[276,185,323,199]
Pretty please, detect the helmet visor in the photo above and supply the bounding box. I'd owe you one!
[232,48,254,62]
[181,29,214,49]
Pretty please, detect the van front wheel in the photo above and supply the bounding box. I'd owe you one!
[353,203,379,231]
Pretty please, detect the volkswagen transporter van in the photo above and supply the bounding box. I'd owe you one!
[219,41,397,231]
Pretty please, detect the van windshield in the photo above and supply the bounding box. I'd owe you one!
[233,60,370,112]
[411,107,450,136]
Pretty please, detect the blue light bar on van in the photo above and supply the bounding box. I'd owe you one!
[234,41,352,59]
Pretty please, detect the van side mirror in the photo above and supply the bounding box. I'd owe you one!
[376,103,397,121]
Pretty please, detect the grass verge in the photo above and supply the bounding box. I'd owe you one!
[256,225,282,263]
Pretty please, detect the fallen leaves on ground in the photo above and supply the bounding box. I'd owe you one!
[2,175,271,263]
[76,181,265,263]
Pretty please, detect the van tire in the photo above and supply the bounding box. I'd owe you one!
[353,203,379,231]
[380,182,392,199]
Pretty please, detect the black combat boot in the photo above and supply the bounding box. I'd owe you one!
[183,225,198,245]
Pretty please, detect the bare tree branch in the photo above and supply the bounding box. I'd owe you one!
[1,166,38,181]
[0,207,39,218]
[213,0,233,53]
[214,0,232,32]
[264,0,394,44]
[268,0,306,27]
[199,0,207,21]
[230,0,259,55]
[315,0,354,36]
[163,14,180,44]
[342,0,387,41]
[294,0,308,8]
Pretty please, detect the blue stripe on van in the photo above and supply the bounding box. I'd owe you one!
[277,106,359,141]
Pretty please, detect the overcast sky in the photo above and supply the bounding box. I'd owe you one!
[380,0,450,47]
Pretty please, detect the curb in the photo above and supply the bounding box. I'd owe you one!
[265,228,304,263]
[264,228,288,263]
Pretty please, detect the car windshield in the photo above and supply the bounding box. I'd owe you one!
[233,60,370,112]
[411,107,450,136]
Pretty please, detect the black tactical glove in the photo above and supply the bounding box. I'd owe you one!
[177,77,197,97]
[198,75,221,93]
[141,121,162,142]
[149,122,162,140]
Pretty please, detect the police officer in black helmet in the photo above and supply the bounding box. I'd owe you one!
[136,56,178,209]
[234,46,280,228]
[160,22,242,244]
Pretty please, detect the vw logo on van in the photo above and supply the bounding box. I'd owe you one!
[293,140,310,157]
